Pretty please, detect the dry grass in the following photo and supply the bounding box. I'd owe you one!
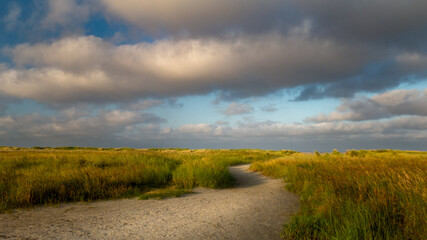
[251,150,427,239]
[0,147,289,212]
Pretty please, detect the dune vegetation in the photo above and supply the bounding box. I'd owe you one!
[251,150,427,240]
[1,147,425,239]
[0,147,289,212]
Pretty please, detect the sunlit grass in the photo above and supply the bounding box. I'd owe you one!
[0,147,288,212]
[139,187,193,200]
[251,150,427,239]
[4,147,422,239]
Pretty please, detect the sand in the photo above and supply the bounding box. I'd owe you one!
[0,164,299,240]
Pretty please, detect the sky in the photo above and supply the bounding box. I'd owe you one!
[0,0,427,151]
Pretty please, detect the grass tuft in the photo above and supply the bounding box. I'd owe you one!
[139,187,193,200]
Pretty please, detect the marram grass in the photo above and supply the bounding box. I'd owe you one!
[3,147,424,239]
[251,150,427,240]
[139,187,193,200]
[0,147,287,212]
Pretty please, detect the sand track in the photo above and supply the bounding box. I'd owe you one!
[0,164,299,240]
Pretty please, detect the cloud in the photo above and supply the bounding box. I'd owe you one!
[223,103,254,116]
[125,99,164,111]
[0,109,164,140]
[2,2,21,31]
[307,89,427,122]
[0,0,97,42]
[1,32,373,104]
[396,52,427,73]
[157,116,427,151]
[289,0,427,50]
[2,108,427,150]
[99,0,288,36]
[177,123,227,136]
[1,0,427,151]
[42,0,91,31]
[1,1,426,106]
[99,0,427,50]
[294,50,427,101]
[260,104,278,112]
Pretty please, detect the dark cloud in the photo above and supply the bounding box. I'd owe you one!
[99,0,293,37]
[295,54,427,101]
[293,85,325,101]
[1,0,427,103]
[2,0,427,151]
[289,0,427,50]
[307,89,427,122]
[94,0,427,101]
[1,32,374,104]
[98,0,427,52]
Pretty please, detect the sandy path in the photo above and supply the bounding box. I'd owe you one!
[0,164,299,240]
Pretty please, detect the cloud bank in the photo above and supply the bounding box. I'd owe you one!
[1,109,426,150]
[2,0,427,103]
[1,0,427,150]
[0,32,376,104]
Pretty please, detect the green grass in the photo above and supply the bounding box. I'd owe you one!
[4,147,423,239]
[250,150,427,240]
[139,187,193,200]
[0,147,289,212]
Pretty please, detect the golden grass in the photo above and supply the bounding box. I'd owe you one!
[251,150,427,239]
[0,147,290,212]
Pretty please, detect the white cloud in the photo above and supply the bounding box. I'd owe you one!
[1,33,369,104]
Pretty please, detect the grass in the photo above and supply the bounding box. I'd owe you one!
[0,147,288,212]
[250,149,427,240]
[3,147,424,239]
[139,187,193,200]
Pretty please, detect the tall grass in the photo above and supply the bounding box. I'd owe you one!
[251,150,427,239]
[0,148,289,212]
[0,150,179,211]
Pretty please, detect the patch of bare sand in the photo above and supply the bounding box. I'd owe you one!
[0,164,299,240]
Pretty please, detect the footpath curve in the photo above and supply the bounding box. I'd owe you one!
[0,164,299,240]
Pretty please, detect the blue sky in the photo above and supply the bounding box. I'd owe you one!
[1,0,427,151]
